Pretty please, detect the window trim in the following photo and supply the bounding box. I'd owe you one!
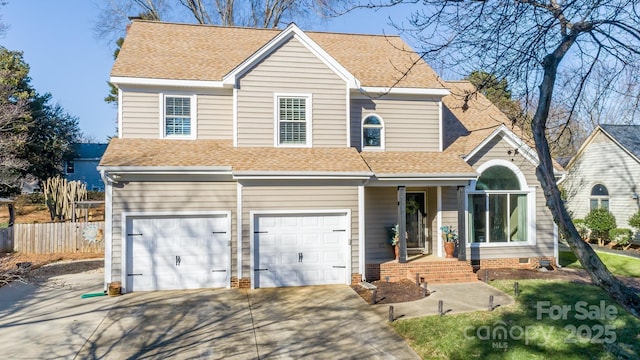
[159,93,197,140]
[589,183,610,211]
[465,159,536,247]
[361,113,385,151]
[273,93,312,148]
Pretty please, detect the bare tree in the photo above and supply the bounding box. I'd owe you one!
[95,0,331,41]
[333,0,640,317]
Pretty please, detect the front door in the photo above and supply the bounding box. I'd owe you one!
[406,192,427,252]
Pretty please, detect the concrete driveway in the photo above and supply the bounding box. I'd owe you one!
[0,269,418,359]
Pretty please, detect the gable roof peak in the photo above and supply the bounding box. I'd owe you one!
[112,20,444,89]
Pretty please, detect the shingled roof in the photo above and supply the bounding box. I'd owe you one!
[361,151,476,178]
[111,21,443,89]
[100,138,373,175]
[442,80,530,156]
[600,124,640,161]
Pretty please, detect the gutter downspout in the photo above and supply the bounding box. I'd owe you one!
[100,170,114,292]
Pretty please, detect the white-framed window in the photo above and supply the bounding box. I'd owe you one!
[161,94,196,139]
[274,94,312,147]
[467,162,534,245]
[590,183,609,211]
[362,114,385,150]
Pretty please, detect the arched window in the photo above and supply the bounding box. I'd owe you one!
[362,115,384,149]
[468,165,528,243]
[590,184,609,210]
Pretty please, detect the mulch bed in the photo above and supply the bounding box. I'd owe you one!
[352,268,640,305]
[351,279,426,304]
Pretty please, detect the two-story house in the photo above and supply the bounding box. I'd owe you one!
[99,20,560,293]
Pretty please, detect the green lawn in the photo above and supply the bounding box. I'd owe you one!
[559,250,640,278]
[392,280,640,359]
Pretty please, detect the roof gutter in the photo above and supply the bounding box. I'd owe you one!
[110,76,226,89]
[232,170,373,180]
[97,166,233,175]
[358,87,450,97]
[374,173,478,181]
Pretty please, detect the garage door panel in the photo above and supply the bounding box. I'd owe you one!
[127,215,230,292]
[280,233,300,247]
[255,213,348,288]
[284,251,301,266]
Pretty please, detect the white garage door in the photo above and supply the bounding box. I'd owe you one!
[254,213,349,288]
[126,214,229,292]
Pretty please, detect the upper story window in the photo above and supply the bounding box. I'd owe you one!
[163,95,196,139]
[468,165,529,244]
[276,94,311,147]
[362,114,385,150]
[590,183,609,211]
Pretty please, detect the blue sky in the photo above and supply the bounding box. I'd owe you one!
[1,1,420,142]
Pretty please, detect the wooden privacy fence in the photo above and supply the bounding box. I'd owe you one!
[0,222,105,254]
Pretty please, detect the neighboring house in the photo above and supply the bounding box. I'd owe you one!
[561,124,640,230]
[65,143,108,191]
[99,20,561,293]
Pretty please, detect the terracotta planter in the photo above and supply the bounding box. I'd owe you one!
[444,242,455,258]
[394,245,399,260]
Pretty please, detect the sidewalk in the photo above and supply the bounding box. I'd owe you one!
[373,282,514,320]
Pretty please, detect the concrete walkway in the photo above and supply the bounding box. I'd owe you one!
[373,282,515,320]
[0,267,513,359]
[0,270,418,359]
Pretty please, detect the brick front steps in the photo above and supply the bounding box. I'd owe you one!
[367,257,478,284]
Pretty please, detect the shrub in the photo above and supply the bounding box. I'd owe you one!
[629,210,640,231]
[572,219,590,241]
[86,191,105,201]
[584,208,617,246]
[609,228,633,248]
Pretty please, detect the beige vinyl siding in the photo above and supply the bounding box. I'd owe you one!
[364,187,397,261]
[564,131,640,230]
[351,97,440,151]
[441,186,458,232]
[120,91,159,138]
[427,187,438,253]
[365,187,438,261]
[242,184,359,277]
[197,93,233,139]
[109,181,237,282]
[466,135,555,259]
[120,90,233,140]
[237,37,347,147]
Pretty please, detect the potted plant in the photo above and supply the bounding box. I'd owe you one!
[386,224,399,259]
[440,225,458,258]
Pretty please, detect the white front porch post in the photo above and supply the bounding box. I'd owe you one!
[457,185,466,261]
[398,186,407,263]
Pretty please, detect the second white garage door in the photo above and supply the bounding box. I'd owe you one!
[254,213,349,288]
[125,214,230,292]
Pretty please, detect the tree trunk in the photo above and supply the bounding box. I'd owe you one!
[532,46,640,319]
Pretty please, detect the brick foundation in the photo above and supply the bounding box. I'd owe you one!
[366,256,556,285]
[367,260,478,284]
[230,277,252,289]
[467,256,556,271]
[351,273,362,285]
